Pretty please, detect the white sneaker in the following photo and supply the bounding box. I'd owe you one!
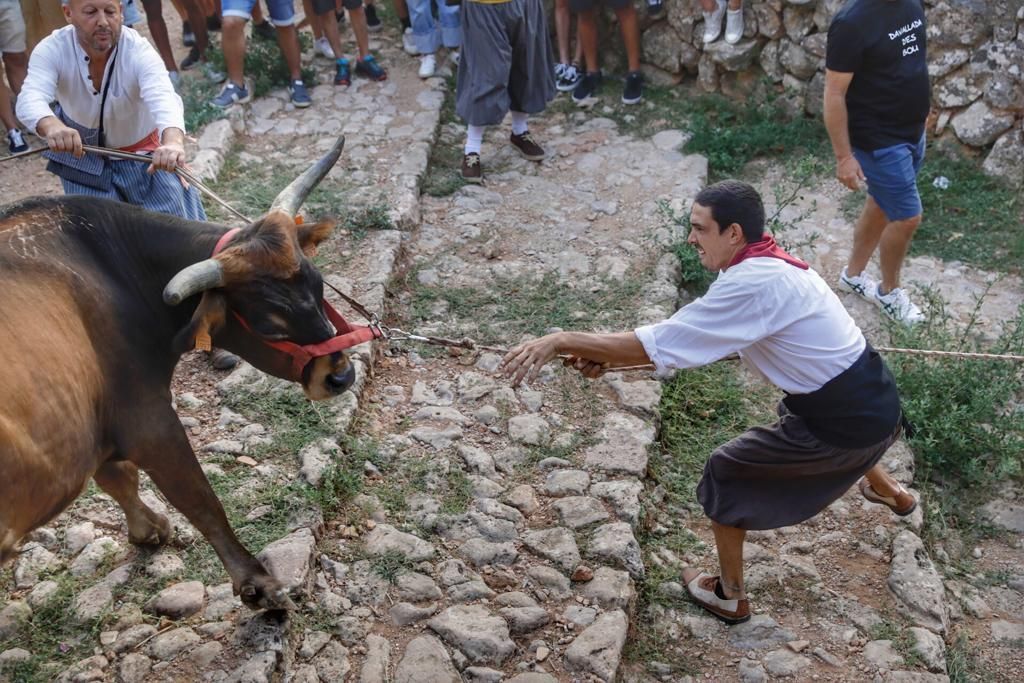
[838,267,878,302]
[725,7,744,44]
[449,49,460,67]
[876,287,925,326]
[703,0,727,44]
[315,37,335,60]
[402,28,418,56]
[418,53,436,79]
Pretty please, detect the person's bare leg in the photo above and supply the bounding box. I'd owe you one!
[1,52,28,94]
[699,0,715,10]
[728,0,740,8]
[252,1,265,24]
[390,0,408,23]
[615,5,641,72]
[348,6,371,60]
[577,8,598,73]
[320,8,344,57]
[303,0,325,39]
[276,25,304,80]
[141,0,179,74]
[877,215,921,293]
[711,521,746,598]
[846,194,888,278]
[573,15,583,64]
[221,16,247,85]
[555,0,570,65]
[0,80,19,132]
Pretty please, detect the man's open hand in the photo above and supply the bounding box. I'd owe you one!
[836,155,865,191]
[501,334,561,387]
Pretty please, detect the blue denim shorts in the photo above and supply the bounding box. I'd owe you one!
[222,0,296,26]
[852,135,926,222]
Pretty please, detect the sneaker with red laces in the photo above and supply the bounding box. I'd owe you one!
[461,153,483,184]
[335,58,351,86]
[355,55,387,82]
[510,131,545,161]
[682,569,750,624]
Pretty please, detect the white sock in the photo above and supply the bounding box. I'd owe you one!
[464,125,485,155]
[510,111,529,136]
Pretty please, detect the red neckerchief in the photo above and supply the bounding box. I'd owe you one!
[212,228,382,380]
[727,233,809,270]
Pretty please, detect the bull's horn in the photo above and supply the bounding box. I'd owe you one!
[269,135,346,218]
[163,259,225,305]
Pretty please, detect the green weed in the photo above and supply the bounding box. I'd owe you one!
[180,74,225,133]
[421,75,467,198]
[369,549,412,583]
[946,630,989,683]
[440,469,473,516]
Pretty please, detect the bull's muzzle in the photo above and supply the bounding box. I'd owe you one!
[303,352,356,400]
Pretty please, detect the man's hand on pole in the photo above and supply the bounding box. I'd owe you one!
[40,118,84,158]
[150,141,186,174]
[502,334,562,387]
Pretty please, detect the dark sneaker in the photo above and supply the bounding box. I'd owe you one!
[555,62,582,92]
[461,153,483,184]
[253,19,276,41]
[572,71,602,107]
[182,20,195,47]
[646,0,665,18]
[212,81,251,107]
[510,131,545,161]
[7,129,28,154]
[209,348,240,371]
[180,46,201,71]
[622,70,644,105]
[334,58,351,86]
[288,80,312,108]
[355,55,387,81]
[364,3,382,32]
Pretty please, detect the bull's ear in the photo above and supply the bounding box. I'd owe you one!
[171,292,228,354]
[296,220,334,258]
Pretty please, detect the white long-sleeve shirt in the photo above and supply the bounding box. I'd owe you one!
[17,25,185,148]
[634,257,866,395]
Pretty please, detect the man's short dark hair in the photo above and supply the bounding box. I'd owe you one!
[694,180,766,244]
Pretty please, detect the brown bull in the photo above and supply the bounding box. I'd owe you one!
[0,137,354,610]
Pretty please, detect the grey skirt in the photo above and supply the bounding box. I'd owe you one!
[455,0,555,126]
[696,402,901,530]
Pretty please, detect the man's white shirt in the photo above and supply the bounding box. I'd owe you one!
[634,257,866,395]
[17,25,184,148]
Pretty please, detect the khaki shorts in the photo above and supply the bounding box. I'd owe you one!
[0,1,27,54]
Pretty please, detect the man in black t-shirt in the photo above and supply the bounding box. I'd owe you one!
[824,0,930,326]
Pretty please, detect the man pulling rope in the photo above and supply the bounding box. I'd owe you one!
[501,180,916,625]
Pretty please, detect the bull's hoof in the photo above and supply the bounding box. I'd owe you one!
[127,513,173,547]
[238,576,297,611]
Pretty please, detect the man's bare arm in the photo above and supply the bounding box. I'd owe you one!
[502,331,651,386]
[823,69,865,191]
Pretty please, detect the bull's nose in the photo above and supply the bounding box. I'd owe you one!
[325,363,355,393]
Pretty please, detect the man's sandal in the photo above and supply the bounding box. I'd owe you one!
[858,479,917,516]
[681,569,750,625]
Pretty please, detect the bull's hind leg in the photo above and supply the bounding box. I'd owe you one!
[93,460,172,546]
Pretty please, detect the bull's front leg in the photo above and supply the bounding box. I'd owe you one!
[93,460,173,546]
[123,407,294,610]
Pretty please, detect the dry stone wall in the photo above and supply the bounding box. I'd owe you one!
[638,0,1024,184]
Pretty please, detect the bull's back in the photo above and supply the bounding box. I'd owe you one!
[0,255,108,554]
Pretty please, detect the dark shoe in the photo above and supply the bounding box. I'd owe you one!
[7,129,28,154]
[355,55,387,81]
[622,70,644,105]
[510,131,545,161]
[180,46,201,71]
[572,71,602,107]
[682,569,751,625]
[646,0,665,18]
[461,153,483,184]
[555,62,582,92]
[334,58,352,86]
[212,81,251,107]
[253,19,276,41]
[182,20,195,47]
[209,348,240,371]
[288,80,313,108]
[364,3,382,32]
[859,479,918,516]
[206,13,222,31]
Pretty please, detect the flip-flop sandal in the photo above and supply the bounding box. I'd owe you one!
[859,479,917,516]
[683,570,751,625]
